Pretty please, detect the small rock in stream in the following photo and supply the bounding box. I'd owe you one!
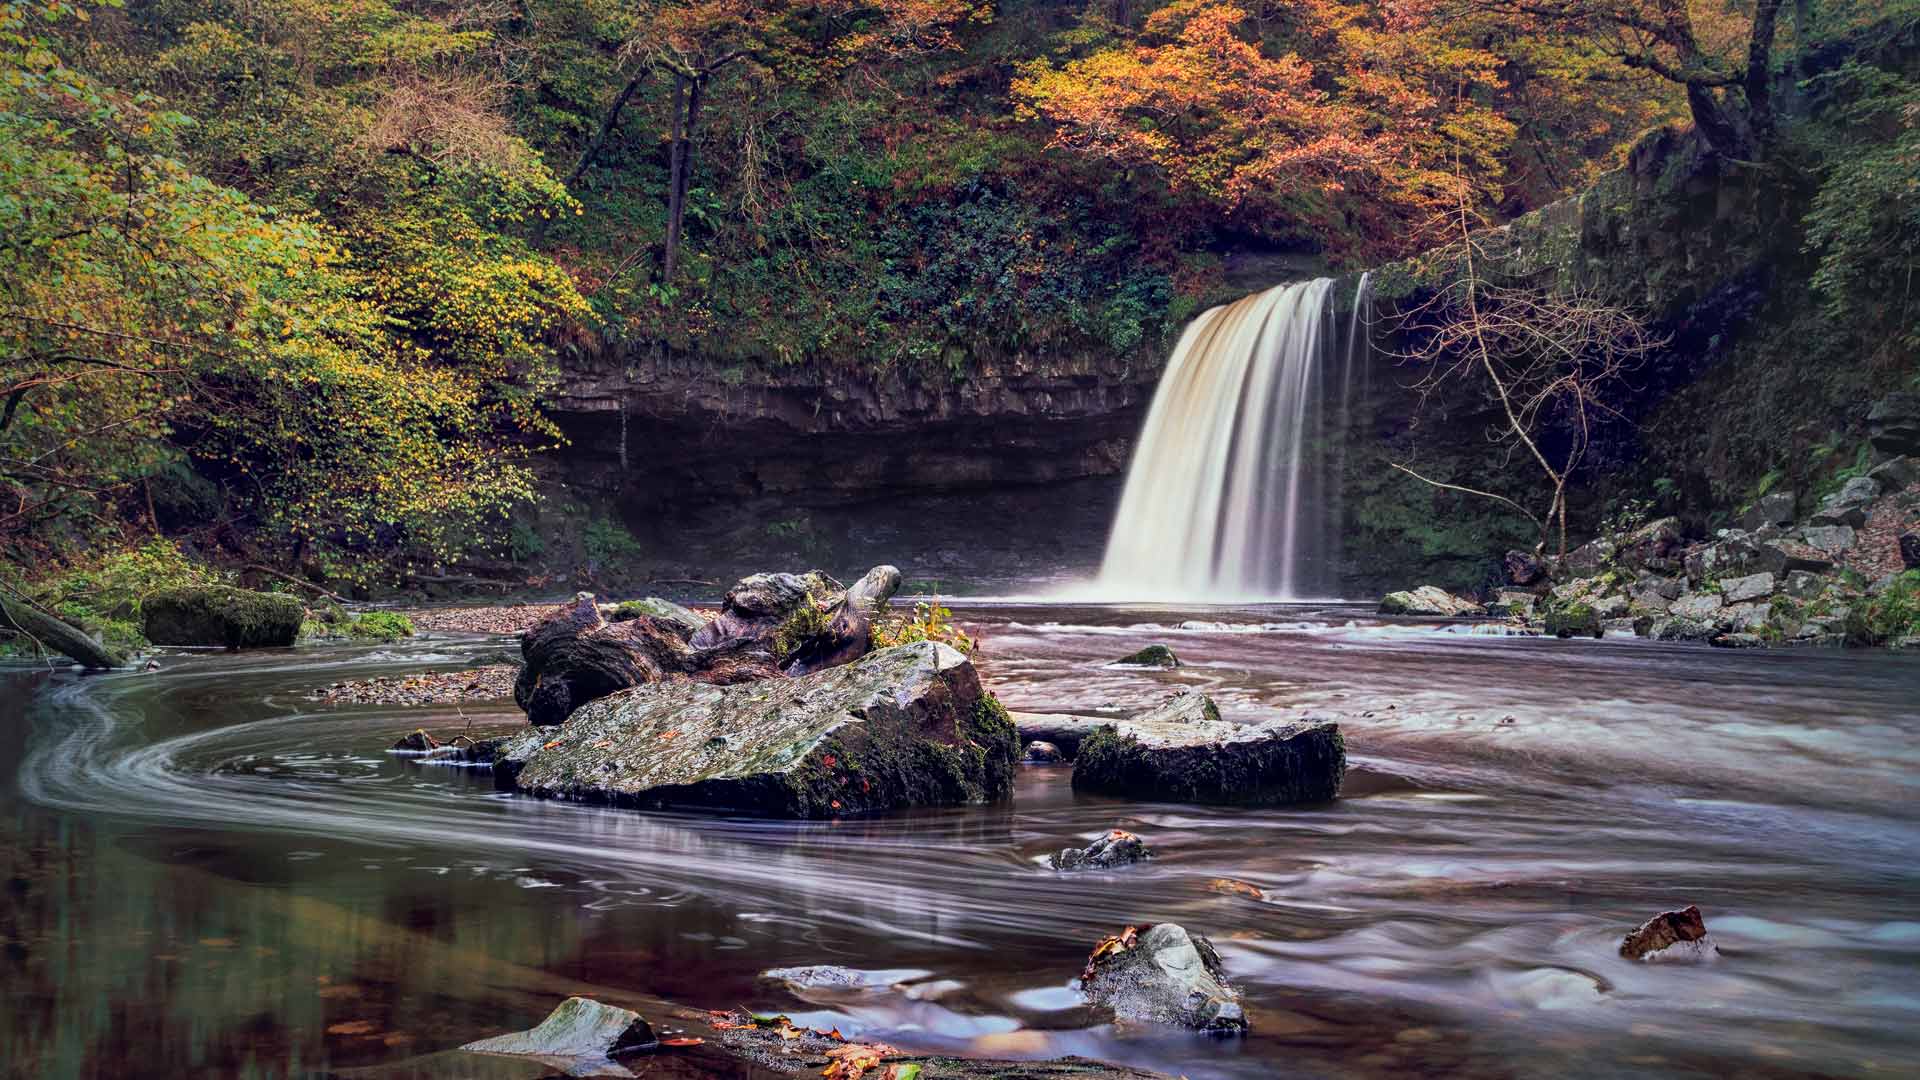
[1619,905,1718,963]
[460,996,657,1058]
[1024,740,1064,763]
[1071,691,1345,805]
[1081,923,1247,1033]
[1111,644,1180,669]
[1051,829,1152,870]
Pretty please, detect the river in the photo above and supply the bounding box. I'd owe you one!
[5,602,1919,1078]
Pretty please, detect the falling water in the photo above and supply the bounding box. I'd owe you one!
[1098,277,1366,600]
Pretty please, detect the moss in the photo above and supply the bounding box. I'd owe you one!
[143,585,303,648]
[771,600,829,660]
[346,611,414,641]
[1544,600,1603,639]
[1845,570,1920,646]
[1113,644,1180,668]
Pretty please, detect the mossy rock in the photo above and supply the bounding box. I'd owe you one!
[143,586,303,648]
[494,641,1018,818]
[1071,693,1344,806]
[346,611,414,641]
[1545,602,1603,640]
[1112,644,1180,669]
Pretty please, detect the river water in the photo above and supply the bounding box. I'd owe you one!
[5,602,1919,1078]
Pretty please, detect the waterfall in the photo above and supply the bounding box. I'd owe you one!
[1097,276,1366,601]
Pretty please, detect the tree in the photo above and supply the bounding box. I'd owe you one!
[1390,198,1667,557]
[1011,0,1518,260]
[1442,0,1788,159]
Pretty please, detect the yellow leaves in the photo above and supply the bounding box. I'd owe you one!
[821,1043,902,1080]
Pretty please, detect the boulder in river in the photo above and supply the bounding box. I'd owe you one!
[142,585,302,648]
[1545,602,1603,639]
[461,996,657,1057]
[1112,644,1180,669]
[1051,829,1152,871]
[495,640,1018,818]
[1619,905,1718,963]
[1379,585,1486,617]
[1071,692,1344,805]
[1081,923,1246,1033]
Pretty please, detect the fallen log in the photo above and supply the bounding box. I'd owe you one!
[0,590,130,669]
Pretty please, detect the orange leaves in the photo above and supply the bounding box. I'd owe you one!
[659,729,683,742]
[1082,924,1149,983]
[822,1042,902,1080]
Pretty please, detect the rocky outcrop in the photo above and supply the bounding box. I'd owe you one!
[142,586,302,648]
[514,593,776,726]
[1869,392,1920,457]
[1081,924,1246,1033]
[1051,829,1152,871]
[461,996,657,1058]
[1072,692,1345,805]
[1619,905,1718,963]
[515,568,903,726]
[1111,644,1180,669]
[1379,585,1486,617]
[495,641,1019,818]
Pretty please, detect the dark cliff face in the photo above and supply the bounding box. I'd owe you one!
[551,346,1156,507]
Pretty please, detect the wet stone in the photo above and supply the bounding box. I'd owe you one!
[1081,923,1247,1033]
[1025,740,1064,763]
[1071,692,1344,805]
[1112,644,1180,669]
[1619,905,1718,963]
[461,996,657,1058]
[1051,829,1153,871]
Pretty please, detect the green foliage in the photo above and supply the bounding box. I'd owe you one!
[344,611,415,641]
[1846,570,1920,646]
[772,599,829,660]
[1801,60,1920,359]
[871,599,974,654]
[582,516,645,565]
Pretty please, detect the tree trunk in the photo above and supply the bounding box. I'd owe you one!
[0,592,130,669]
[565,72,649,190]
[1744,0,1784,152]
[663,74,691,284]
[1684,83,1748,158]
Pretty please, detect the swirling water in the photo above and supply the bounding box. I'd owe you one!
[4,604,1920,1078]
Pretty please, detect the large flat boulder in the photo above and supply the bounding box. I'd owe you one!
[494,641,1018,818]
[143,585,302,648]
[1071,692,1344,805]
[1379,585,1485,617]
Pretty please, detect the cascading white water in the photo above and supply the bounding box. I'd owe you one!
[1097,276,1366,601]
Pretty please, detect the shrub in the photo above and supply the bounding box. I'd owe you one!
[872,599,974,654]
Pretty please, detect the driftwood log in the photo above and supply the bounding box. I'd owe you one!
[0,591,130,669]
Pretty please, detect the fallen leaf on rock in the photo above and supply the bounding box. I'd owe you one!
[661,1037,705,1047]
[543,740,562,750]
[659,729,682,741]
[822,1042,899,1079]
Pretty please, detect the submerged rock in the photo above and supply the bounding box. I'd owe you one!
[143,586,302,648]
[1379,585,1486,617]
[1112,644,1180,669]
[495,641,1018,818]
[1619,905,1718,963]
[1024,740,1064,763]
[1081,923,1246,1033]
[461,996,657,1057]
[1051,829,1152,871]
[1071,692,1344,805]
